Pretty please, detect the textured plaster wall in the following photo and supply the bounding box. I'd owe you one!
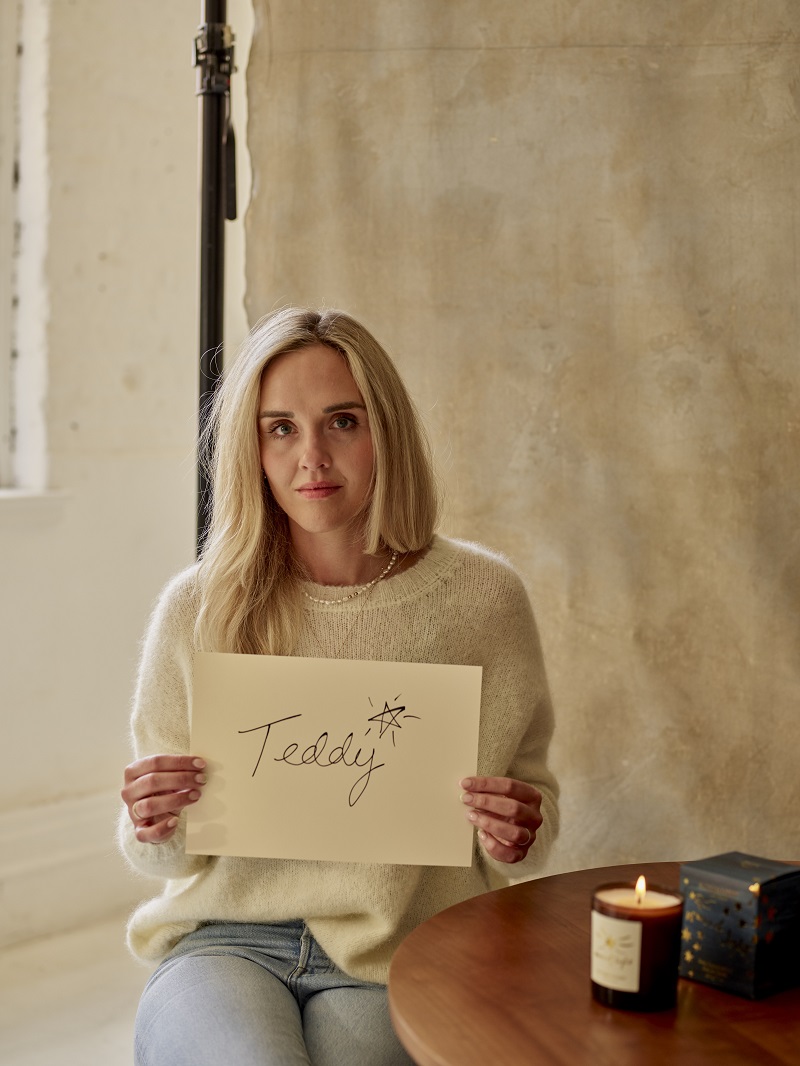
[245,2,800,871]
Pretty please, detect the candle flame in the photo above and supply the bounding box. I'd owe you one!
[635,875,647,905]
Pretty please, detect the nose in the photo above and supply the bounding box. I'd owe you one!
[300,430,331,470]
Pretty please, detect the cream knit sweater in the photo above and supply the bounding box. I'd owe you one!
[118,536,559,983]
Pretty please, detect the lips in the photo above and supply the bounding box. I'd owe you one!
[297,482,342,500]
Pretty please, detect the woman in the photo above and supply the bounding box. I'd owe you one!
[120,307,559,1066]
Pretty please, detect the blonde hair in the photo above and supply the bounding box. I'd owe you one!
[196,307,440,655]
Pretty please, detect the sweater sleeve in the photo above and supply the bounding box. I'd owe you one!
[472,559,560,881]
[117,567,211,881]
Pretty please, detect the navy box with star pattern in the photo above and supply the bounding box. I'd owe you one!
[679,852,800,999]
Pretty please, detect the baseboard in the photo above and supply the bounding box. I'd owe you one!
[0,789,156,949]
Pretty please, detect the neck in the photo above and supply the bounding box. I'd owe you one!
[290,527,386,586]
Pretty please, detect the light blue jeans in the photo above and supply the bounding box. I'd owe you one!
[134,921,414,1066]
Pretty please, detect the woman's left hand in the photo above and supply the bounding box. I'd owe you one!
[460,776,543,864]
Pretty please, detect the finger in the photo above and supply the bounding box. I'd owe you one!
[496,825,533,849]
[460,778,542,824]
[477,828,530,865]
[131,788,202,824]
[121,769,207,817]
[125,768,207,802]
[134,814,180,845]
[461,792,542,833]
[460,776,541,806]
[465,808,537,849]
[124,755,206,786]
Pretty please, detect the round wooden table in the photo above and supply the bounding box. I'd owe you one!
[388,861,800,1065]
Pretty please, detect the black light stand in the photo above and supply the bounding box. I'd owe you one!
[194,0,237,555]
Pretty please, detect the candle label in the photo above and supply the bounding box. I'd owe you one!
[591,911,642,992]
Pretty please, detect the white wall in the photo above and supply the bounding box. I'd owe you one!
[0,0,251,948]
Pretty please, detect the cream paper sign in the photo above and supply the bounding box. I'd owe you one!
[186,652,482,866]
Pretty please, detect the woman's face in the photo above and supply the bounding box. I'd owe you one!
[258,344,375,545]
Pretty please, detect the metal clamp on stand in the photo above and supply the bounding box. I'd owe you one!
[194,20,235,96]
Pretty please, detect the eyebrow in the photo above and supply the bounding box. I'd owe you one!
[258,401,367,420]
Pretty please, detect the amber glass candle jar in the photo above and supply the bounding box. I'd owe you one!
[591,878,684,1011]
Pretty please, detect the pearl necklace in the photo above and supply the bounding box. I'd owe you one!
[302,550,399,605]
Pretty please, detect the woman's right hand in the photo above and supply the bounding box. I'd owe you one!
[121,755,207,844]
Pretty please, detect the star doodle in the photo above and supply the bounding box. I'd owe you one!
[365,695,420,746]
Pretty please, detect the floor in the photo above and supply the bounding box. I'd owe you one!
[0,915,150,1065]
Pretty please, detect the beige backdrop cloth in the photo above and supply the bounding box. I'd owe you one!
[243,2,800,871]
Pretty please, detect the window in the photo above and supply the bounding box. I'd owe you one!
[0,2,19,485]
[0,0,48,493]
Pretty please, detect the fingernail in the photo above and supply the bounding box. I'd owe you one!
[468,811,478,822]
[461,792,474,804]
[194,774,207,784]
[192,759,206,769]
[478,829,487,841]
[166,817,178,828]
[189,790,201,801]
[460,778,474,790]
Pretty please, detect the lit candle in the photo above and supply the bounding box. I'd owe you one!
[591,876,684,1011]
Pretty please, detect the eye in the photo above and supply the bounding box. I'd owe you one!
[268,421,294,437]
[332,414,357,430]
